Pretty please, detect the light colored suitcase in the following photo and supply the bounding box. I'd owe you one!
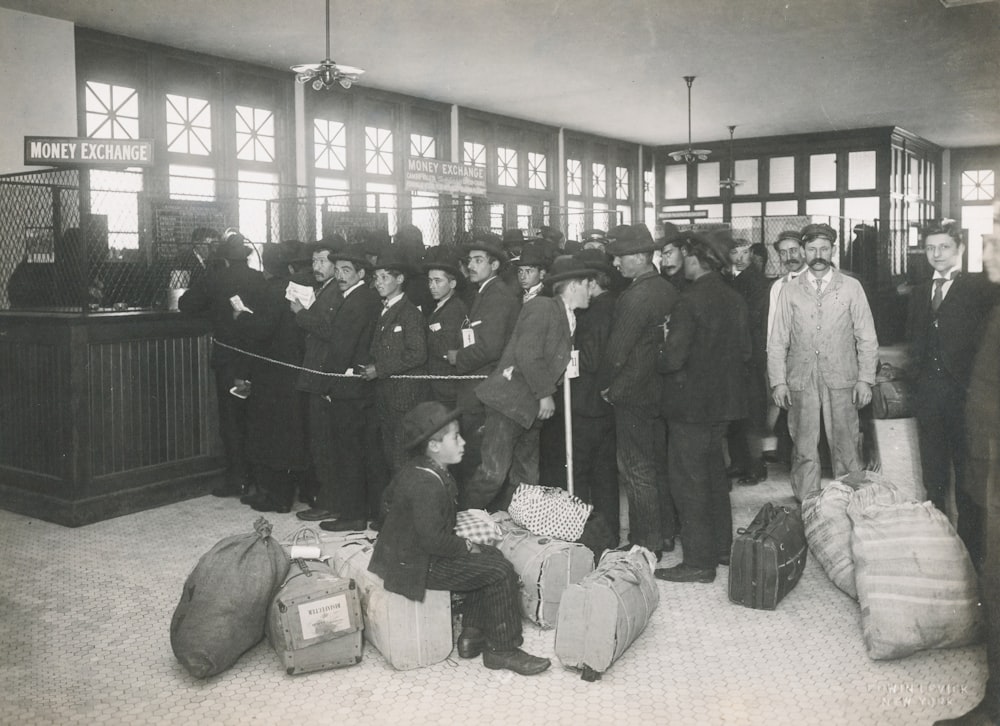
[331,540,453,670]
[265,558,364,675]
[554,548,659,680]
[496,525,595,629]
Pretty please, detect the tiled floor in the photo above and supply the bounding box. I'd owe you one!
[0,462,984,726]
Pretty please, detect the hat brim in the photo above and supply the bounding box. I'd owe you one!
[545,269,595,285]
[605,241,660,256]
[420,261,461,277]
[403,406,463,451]
[330,249,371,269]
[462,242,509,265]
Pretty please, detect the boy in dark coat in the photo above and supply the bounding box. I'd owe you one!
[369,402,551,676]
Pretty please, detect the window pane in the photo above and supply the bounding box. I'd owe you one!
[517,203,533,231]
[169,164,214,200]
[365,126,394,176]
[664,164,687,199]
[643,170,654,204]
[848,151,876,190]
[166,94,212,155]
[90,169,142,249]
[528,152,547,190]
[769,157,795,194]
[315,176,349,236]
[463,141,485,167]
[962,204,994,272]
[490,202,505,232]
[238,170,279,249]
[731,201,762,220]
[733,159,758,195]
[497,147,518,187]
[592,163,606,198]
[366,182,397,235]
[86,81,139,140]
[806,198,840,219]
[810,153,837,192]
[235,106,275,163]
[314,119,347,171]
[411,191,439,247]
[566,159,582,196]
[843,196,880,224]
[766,200,798,216]
[692,204,723,224]
[615,166,630,200]
[410,133,436,159]
[616,204,632,225]
[696,162,720,198]
[593,202,609,231]
[567,200,585,241]
[962,169,995,201]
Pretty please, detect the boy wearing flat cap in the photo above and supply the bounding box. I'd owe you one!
[369,401,551,676]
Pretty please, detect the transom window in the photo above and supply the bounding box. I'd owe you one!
[567,159,582,196]
[410,134,436,159]
[962,169,995,201]
[365,126,394,176]
[497,147,518,187]
[235,106,275,163]
[592,163,606,198]
[85,82,139,140]
[165,94,212,156]
[615,166,630,200]
[463,141,486,168]
[314,119,347,171]
[528,152,547,190]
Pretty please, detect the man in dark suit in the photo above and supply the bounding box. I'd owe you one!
[656,232,751,584]
[311,247,388,532]
[293,236,348,521]
[907,220,997,567]
[364,248,430,476]
[461,257,595,510]
[178,233,264,497]
[600,224,680,555]
[422,246,468,408]
[659,228,689,294]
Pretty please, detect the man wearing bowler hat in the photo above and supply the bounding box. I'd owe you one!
[422,245,468,408]
[599,223,679,556]
[461,256,595,510]
[515,241,550,304]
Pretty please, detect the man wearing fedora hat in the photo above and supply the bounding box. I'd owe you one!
[659,223,689,294]
[515,241,550,304]
[362,248,430,482]
[462,256,595,510]
[179,231,265,498]
[422,246,468,409]
[369,401,551,676]
[600,223,680,556]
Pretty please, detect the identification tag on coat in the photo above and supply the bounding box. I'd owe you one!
[566,350,580,379]
[462,328,475,347]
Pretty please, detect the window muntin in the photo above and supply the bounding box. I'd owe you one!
[85,82,139,140]
[592,163,606,198]
[567,159,582,196]
[528,152,547,190]
[365,126,394,176]
[962,169,995,201]
[497,147,518,187]
[463,141,486,168]
[410,134,436,159]
[166,94,212,156]
[314,119,347,171]
[235,106,275,163]
[615,166,630,200]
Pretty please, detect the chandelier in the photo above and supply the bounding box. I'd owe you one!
[719,125,743,190]
[667,76,711,164]
[291,0,365,91]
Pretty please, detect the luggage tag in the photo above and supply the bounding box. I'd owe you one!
[566,349,580,379]
[461,317,476,348]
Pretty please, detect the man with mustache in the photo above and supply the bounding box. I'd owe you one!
[767,223,879,501]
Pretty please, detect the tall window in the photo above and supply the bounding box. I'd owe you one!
[592,163,606,198]
[517,204,533,231]
[566,159,582,196]
[238,170,279,250]
[963,170,995,201]
[497,147,518,187]
[85,82,139,139]
[615,166,630,200]
[528,152,547,190]
[365,126,394,175]
[410,134,436,159]
[314,119,347,171]
[411,191,439,246]
[165,94,212,155]
[490,203,505,232]
[315,177,350,237]
[169,164,215,200]
[366,182,397,234]
[463,141,486,167]
[235,106,275,162]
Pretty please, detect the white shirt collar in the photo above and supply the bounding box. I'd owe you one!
[342,279,365,298]
[807,269,833,284]
[433,291,453,312]
[933,265,961,281]
[382,292,404,310]
[478,275,497,293]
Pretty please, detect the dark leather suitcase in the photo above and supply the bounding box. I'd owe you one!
[871,380,913,419]
[729,503,808,610]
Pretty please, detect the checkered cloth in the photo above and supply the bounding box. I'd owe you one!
[454,509,504,545]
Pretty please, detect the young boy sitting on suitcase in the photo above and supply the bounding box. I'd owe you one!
[369,401,551,675]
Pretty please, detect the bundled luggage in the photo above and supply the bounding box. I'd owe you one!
[266,557,364,675]
[170,517,289,678]
[802,483,858,599]
[508,483,592,542]
[331,540,453,670]
[554,547,659,681]
[496,522,594,628]
[729,503,808,610]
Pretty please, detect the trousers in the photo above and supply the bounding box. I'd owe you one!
[214,366,249,487]
[321,397,388,522]
[615,405,671,551]
[572,414,619,534]
[461,409,540,510]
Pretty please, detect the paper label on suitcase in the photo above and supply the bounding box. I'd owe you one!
[299,593,353,640]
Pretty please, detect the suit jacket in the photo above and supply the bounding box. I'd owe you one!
[323,283,382,400]
[368,457,468,602]
[767,269,879,391]
[294,279,343,394]
[475,296,574,429]
[728,265,769,366]
[572,291,616,419]
[423,294,468,405]
[906,272,997,387]
[371,295,429,412]
[599,269,679,414]
[966,304,1000,503]
[453,276,520,411]
[659,272,751,423]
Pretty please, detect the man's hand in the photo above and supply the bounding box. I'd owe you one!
[538,396,556,420]
[772,383,791,409]
[290,299,304,313]
[361,364,378,381]
[446,350,458,365]
[852,381,872,409]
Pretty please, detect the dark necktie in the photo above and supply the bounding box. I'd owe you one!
[931,278,947,312]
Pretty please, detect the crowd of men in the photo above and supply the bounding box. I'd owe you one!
[178,217,995,591]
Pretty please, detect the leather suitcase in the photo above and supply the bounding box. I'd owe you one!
[871,380,913,419]
[497,525,594,628]
[728,503,808,610]
[554,548,659,680]
[265,558,364,675]
[331,540,453,670]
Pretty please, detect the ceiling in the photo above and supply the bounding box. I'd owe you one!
[4,0,1000,148]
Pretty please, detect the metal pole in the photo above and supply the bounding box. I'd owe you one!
[563,376,574,496]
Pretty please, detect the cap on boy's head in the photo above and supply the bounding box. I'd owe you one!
[402,401,462,451]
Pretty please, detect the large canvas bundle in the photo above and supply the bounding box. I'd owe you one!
[331,540,452,670]
[170,518,289,678]
[554,548,659,680]
[848,497,982,660]
[802,483,858,599]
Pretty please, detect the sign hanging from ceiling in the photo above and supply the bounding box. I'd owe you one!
[660,209,709,220]
[405,157,486,196]
[24,137,155,168]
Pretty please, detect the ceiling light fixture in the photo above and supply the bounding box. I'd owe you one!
[719,125,743,191]
[667,76,711,164]
[291,0,365,91]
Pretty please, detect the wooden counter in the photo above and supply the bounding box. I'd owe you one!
[0,311,222,526]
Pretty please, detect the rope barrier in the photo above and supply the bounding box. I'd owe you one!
[212,339,488,381]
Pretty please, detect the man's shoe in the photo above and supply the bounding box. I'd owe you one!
[250,498,291,514]
[718,555,730,567]
[457,627,485,659]
[319,518,368,532]
[725,466,747,479]
[482,648,551,676]
[296,508,335,521]
[762,450,780,464]
[654,563,716,583]
[737,474,761,486]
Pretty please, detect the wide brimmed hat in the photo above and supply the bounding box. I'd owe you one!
[575,247,616,278]
[278,239,313,264]
[261,243,287,278]
[515,242,550,269]
[605,224,659,255]
[402,401,462,451]
[421,245,461,277]
[658,222,682,247]
[373,247,414,276]
[501,229,526,249]
[330,244,371,270]
[307,234,348,257]
[463,231,509,264]
[544,255,595,285]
